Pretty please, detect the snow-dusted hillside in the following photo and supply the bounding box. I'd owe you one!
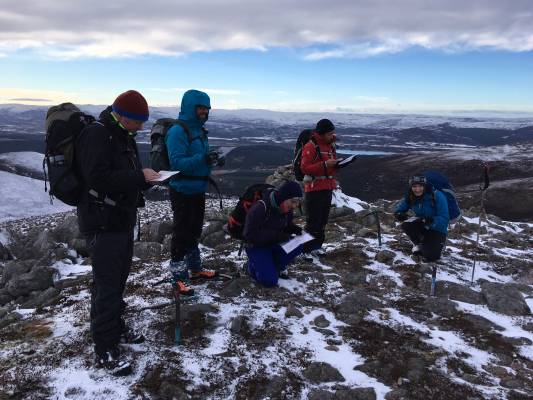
[0,191,531,399]
[0,170,72,222]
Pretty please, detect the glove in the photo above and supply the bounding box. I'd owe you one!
[394,213,408,222]
[205,150,219,166]
[276,232,292,243]
[423,217,434,225]
[216,155,226,167]
[285,225,303,235]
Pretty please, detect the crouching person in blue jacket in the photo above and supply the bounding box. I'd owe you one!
[394,175,449,262]
[243,181,304,287]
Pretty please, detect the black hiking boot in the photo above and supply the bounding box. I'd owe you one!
[95,346,132,376]
[120,326,145,344]
[278,269,290,279]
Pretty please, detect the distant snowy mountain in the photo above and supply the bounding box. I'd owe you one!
[1,103,533,130]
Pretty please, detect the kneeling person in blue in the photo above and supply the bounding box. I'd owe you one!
[394,175,449,262]
[243,181,304,287]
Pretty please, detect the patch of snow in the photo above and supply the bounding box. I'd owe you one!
[367,308,496,372]
[52,260,92,280]
[331,189,366,212]
[0,170,73,222]
[453,300,533,360]
[0,228,9,245]
[0,151,44,174]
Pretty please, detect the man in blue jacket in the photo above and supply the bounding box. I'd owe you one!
[394,175,449,262]
[166,90,223,295]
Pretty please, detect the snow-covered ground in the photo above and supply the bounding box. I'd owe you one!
[0,170,72,222]
[0,192,532,399]
[0,151,44,174]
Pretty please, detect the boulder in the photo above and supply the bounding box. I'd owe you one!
[335,388,377,400]
[200,221,225,241]
[303,362,345,383]
[133,242,163,260]
[201,231,227,248]
[308,389,335,400]
[375,250,396,265]
[313,314,331,328]
[436,281,485,305]
[328,207,355,221]
[219,278,248,298]
[5,266,55,298]
[69,238,90,257]
[33,229,56,257]
[341,271,368,287]
[481,282,531,316]
[53,215,80,243]
[158,381,188,400]
[422,297,458,318]
[229,315,249,335]
[285,304,304,319]
[20,287,60,308]
[1,259,36,286]
[0,288,13,306]
[146,220,173,243]
[0,241,12,261]
[336,289,382,316]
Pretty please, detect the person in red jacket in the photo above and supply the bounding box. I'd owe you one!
[300,119,338,256]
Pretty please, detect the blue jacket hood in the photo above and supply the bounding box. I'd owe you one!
[178,90,211,127]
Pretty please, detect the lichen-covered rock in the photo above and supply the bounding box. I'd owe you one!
[303,362,345,383]
[481,282,531,316]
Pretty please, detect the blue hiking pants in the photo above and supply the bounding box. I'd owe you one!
[245,244,303,287]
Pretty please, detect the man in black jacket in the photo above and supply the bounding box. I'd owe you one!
[76,90,159,375]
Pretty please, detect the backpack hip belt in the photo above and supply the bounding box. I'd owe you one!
[303,174,334,182]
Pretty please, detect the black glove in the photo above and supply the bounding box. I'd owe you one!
[423,217,434,225]
[205,150,219,166]
[285,225,303,235]
[394,213,408,222]
[216,155,226,167]
[276,232,292,243]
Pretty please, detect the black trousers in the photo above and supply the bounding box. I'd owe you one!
[88,231,133,354]
[303,190,333,253]
[401,219,446,262]
[169,189,205,262]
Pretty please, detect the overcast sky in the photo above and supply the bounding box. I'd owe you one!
[1,0,532,112]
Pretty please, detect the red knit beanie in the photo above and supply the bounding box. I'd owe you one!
[112,90,149,122]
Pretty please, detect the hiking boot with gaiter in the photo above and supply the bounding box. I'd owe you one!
[169,260,195,296]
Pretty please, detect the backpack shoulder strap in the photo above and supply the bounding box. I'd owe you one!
[309,136,322,161]
[173,120,193,144]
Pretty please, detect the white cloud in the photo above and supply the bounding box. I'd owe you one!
[148,87,242,96]
[0,1,532,59]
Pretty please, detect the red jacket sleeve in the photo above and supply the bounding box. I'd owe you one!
[300,142,336,176]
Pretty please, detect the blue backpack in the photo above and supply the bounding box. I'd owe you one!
[424,171,461,221]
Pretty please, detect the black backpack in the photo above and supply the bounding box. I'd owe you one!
[226,183,275,240]
[44,103,95,206]
[149,118,205,172]
[293,129,322,181]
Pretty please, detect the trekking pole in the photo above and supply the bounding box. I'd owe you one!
[173,285,182,345]
[470,163,490,285]
[430,263,437,296]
